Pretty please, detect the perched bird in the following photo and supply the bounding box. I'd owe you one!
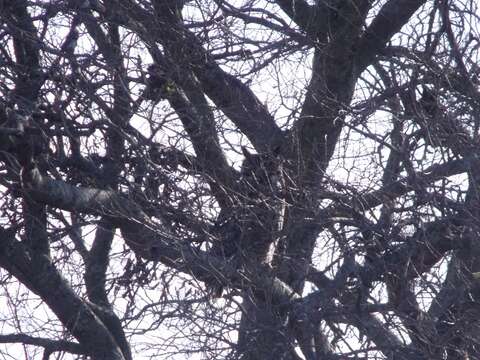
[206,146,284,297]
[419,86,439,119]
[143,64,169,102]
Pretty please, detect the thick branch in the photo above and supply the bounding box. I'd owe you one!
[299,267,416,359]
[152,63,238,206]
[116,0,283,152]
[354,157,469,211]
[359,218,466,286]
[274,0,326,36]
[20,167,298,304]
[0,228,125,360]
[315,157,470,225]
[0,334,84,355]
[355,0,427,73]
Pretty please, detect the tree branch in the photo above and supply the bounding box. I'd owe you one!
[116,0,284,152]
[19,166,300,303]
[0,227,126,360]
[0,334,84,355]
[274,0,326,36]
[355,0,427,73]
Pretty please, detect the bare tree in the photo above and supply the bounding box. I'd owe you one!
[1,0,480,359]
